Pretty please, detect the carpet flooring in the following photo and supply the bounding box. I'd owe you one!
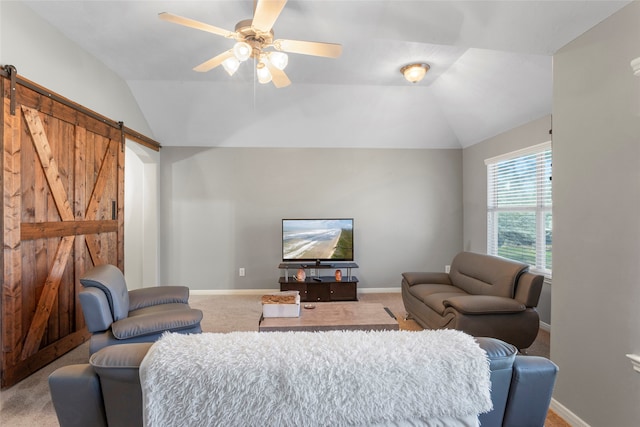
[0,292,566,426]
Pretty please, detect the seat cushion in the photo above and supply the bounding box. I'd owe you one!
[408,283,467,303]
[81,264,130,321]
[112,304,203,339]
[422,292,471,315]
[444,295,526,314]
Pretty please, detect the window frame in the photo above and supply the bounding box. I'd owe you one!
[485,141,552,276]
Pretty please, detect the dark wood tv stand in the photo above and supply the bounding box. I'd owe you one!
[278,262,358,302]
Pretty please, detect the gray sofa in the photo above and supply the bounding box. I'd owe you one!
[49,335,557,427]
[402,251,544,349]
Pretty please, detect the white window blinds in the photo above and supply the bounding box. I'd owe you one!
[486,142,552,275]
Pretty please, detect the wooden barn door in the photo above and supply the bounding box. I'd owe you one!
[1,71,124,387]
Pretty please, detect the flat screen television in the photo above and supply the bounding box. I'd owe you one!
[282,218,354,263]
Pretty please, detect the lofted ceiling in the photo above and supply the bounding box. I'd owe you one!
[22,0,631,149]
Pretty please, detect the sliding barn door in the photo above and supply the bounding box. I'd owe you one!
[1,73,124,387]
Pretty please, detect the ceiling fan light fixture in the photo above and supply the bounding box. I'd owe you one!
[222,57,240,76]
[257,61,272,84]
[233,41,252,62]
[401,63,430,83]
[159,1,342,88]
[269,51,288,70]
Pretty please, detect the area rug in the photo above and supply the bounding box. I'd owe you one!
[140,329,492,427]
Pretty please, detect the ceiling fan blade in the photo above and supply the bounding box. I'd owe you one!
[252,0,287,33]
[193,50,234,72]
[265,60,291,88]
[159,12,234,38]
[273,39,342,58]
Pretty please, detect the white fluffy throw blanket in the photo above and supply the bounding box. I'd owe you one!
[139,330,492,427]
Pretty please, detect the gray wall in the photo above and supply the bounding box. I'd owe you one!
[159,147,462,290]
[552,1,640,425]
[462,115,552,324]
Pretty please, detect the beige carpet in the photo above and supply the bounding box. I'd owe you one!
[0,292,558,426]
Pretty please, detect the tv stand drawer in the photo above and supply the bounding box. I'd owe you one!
[330,282,357,301]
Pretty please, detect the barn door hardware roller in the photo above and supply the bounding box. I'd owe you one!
[3,65,17,115]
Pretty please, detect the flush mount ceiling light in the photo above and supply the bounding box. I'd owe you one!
[401,63,430,83]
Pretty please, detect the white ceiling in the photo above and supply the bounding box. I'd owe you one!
[23,0,631,149]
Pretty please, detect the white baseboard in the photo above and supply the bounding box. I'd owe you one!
[358,287,401,294]
[550,398,590,427]
[539,321,551,332]
[190,287,402,296]
[191,289,278,296]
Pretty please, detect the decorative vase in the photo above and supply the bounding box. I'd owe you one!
[335,269,342,282]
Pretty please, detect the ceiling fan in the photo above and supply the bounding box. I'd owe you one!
[159,0,342,88]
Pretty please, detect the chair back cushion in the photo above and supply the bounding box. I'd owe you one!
[80,264,130,321]
[449,252,528,298]
[79,287,115,332]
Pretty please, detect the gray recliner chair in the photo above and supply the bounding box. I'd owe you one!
[79,264,203,354]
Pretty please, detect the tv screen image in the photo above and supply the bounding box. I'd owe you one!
[282,219,354,262]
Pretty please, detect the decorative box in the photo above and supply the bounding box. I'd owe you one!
[261,291,301,318]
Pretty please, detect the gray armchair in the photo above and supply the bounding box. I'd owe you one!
[79,264,203,354]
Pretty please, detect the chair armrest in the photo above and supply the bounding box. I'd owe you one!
[514,272,544,307]
[79,288,114,332]
[402,272,452,286]
[443,295,526,314]
[503,356,558,427]
[48,364,108,427]
[128,286,190,310]
[111,308,203,340]
[89,343,153,427]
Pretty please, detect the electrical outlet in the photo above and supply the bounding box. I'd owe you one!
[239,268,245,277]
[310,269,316,276]
[445,265,451,274]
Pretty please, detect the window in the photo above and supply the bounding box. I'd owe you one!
[486,142,552,275]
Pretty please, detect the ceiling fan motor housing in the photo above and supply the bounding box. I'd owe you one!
[235,19,274,58]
